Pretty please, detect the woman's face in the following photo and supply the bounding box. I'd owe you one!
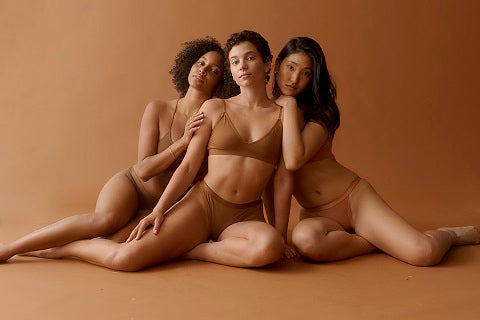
[228,41,269,87]
[276,51,312,97]
[188,50,224,94]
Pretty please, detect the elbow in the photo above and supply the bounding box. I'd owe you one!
[134,162,150,182]
[283,156,303,171]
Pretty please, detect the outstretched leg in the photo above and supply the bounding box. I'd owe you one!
[25,199,210,271]
[0,171,140,261]
[351,180,480,266]
[183,221,284,267]
[292,217,377,261]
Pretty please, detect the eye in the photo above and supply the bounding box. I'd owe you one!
[247,55,255,61]
[230,59,239,65]
[198,61,205,66]
[288,65,295,71]
[303,71,312,77]
[212,68,219,75]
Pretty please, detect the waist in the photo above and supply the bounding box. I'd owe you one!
[203,161,273,204]
[198,180,263,208]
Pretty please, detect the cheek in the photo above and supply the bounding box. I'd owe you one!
[276,71,287,84]
[298,77,311,91]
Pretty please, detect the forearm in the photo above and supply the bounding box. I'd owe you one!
[151,160,199,215]
[273,166,294,241]
[262,176,275,226]
[137,138,188,181]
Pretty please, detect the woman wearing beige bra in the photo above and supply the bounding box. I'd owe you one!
[0,37,229,262]
[269,37,480,265]
[14,30,285,271]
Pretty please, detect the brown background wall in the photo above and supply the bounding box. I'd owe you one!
[1,0,479,230]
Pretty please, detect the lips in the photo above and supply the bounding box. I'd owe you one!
[285,84,297,90]
[239,73,251,79]
[193,75,205,82]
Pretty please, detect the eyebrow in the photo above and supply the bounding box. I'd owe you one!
[287,59,312,69]
[200,56,222,69]
[229,51,257,59]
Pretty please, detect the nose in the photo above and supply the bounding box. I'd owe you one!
[239,59,247,70]
[198,67,206,75]
[290,72,299,84]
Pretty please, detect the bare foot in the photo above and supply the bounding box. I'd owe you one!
[0,243,13,261]
[438,226,480,245]
[21,248,62,259]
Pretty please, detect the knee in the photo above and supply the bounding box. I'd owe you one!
[292,224,330,261]
[246,231,284,267]
[90,212,125,235]
[404,238,440,267]
[106,249,143,272]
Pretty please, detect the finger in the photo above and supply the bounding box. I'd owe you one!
[153,215,164,234]
[126,226,139,242]
[187,113,204,125]
[135,222,147,240]
[189,118,204,127]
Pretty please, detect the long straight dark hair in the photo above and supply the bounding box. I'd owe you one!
[273,37,340,137]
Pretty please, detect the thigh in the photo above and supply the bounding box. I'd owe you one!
[294,216,347,235]
[118,193,210,269]
[107,210,152,242]
[351,180,427,257]
[94,170,139,226]
[218,220,280,242]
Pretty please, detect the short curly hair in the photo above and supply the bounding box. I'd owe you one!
[222,30,273,95]
[170,36,232,98]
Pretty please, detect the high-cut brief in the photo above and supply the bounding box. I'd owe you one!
[124,167,159,211]
[300,176,362,233]
[170,180,265,241]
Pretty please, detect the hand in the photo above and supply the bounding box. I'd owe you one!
[182,111,204,145]
[126,211,165,242]
[283,244,298,259]
[275,95,297,109]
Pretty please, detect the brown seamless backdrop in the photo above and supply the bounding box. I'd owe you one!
[1,0,479,230]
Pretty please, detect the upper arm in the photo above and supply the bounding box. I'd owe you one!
[137,101,163,162]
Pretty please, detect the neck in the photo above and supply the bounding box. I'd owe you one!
[236,84,270,107]
[179,88,211,115]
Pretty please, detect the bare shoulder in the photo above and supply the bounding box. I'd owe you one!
[199,98,225,115]
[144,99,172,114]
[143,99,180,120]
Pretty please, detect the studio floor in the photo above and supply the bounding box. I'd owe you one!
[2,217,479,320]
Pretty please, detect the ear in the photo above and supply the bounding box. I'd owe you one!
[264,58,272,75]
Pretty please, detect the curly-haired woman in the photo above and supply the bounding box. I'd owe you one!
[0,37,229,261]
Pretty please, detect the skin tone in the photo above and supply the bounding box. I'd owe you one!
[271,49,480,265]
[0,50,224,262]
[19,40,285,271]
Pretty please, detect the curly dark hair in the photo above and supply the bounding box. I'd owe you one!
[169,36,233,98]
[222,30,273,96]
[273,37,340,138]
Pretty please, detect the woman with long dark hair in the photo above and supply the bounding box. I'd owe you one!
[269,37,479,265]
